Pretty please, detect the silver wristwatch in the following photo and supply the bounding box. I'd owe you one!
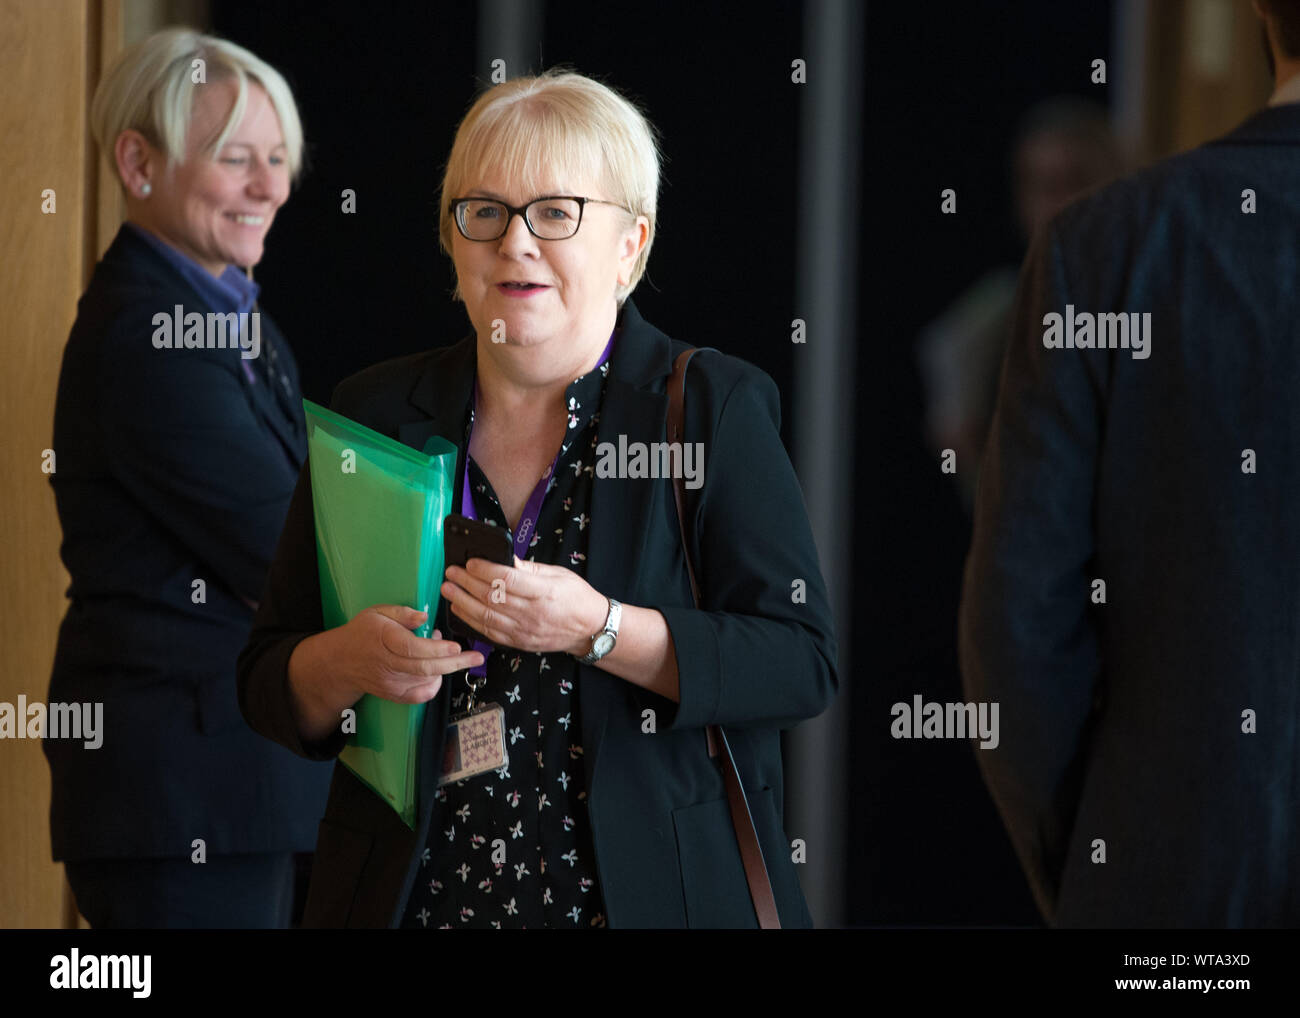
[576,598,622,664]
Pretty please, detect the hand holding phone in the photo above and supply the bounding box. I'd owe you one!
[442,513,514,646]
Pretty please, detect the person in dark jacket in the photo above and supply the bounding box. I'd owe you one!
[45,27,331,928]
[238,69,838,928]
[960,0,1300,928]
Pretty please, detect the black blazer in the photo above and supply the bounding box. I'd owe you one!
[237,298,839,927]
[45,224,332,862]
[960,104,1300,927]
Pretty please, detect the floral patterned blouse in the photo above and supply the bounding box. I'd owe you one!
[401,344,613,929]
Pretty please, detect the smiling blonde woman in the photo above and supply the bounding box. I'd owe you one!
[46,27,331,928]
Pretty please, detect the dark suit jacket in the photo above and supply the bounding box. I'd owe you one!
[960,103,1300,927]
[45,224,332,861]
[237,297,838,927]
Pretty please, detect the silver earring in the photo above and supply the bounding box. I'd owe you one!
[139,182,152,197]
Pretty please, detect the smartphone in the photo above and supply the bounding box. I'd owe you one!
[442,513,514,646]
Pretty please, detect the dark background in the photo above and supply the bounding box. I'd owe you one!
[855,3,1113,925]
[213,0,1113,926]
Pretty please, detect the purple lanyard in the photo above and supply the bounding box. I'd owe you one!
[458,327,616,675]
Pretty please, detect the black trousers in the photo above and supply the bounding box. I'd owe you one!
[65,852,313,929]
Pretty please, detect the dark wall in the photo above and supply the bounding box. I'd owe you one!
[212,1,478,404]
[852,3,1113,925]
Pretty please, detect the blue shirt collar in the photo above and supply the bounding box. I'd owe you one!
[124,221,260,314]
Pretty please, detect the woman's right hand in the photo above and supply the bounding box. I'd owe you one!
[286,605,485,744]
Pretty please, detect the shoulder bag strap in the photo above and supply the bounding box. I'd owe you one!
[667,347,781,930]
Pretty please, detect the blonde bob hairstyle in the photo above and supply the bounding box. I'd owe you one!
[439,69,661,306]
[91,26,305,184]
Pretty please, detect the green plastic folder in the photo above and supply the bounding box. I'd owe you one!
[303,399,457,829]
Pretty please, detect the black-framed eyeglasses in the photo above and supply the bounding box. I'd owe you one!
[449,195,631,241]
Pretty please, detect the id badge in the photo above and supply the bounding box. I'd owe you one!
[439,702,509,786]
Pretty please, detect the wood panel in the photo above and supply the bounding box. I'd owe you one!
[1142,0,1272,162]
[0,0,94,929]
[1,0,211,931]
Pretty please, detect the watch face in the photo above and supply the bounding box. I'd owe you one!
[593,633,615,656]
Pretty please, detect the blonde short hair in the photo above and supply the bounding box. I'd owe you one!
[439,69,661,305]
[91,26,305,183]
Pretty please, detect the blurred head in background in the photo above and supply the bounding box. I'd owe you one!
[1011,96,1123,244]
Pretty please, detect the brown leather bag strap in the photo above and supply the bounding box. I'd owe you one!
[667,347,781,930]
[666,351,712,765]
[667,350,703,605]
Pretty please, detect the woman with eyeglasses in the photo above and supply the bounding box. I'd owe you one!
[238,69,837,928]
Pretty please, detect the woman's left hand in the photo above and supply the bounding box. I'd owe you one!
[442,556,608,657]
